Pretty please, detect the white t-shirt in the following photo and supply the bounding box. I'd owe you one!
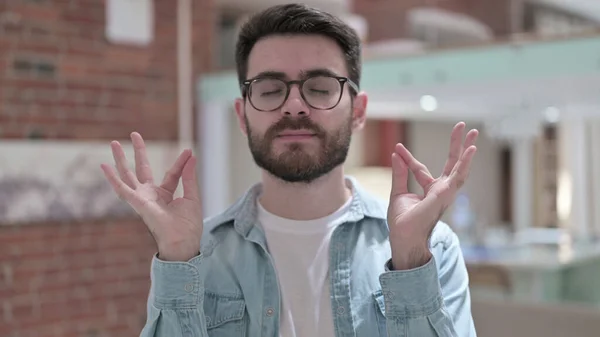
[257,197,352,337]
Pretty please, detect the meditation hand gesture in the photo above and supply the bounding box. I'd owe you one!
[101,132,203,262]
[387,122,478,270]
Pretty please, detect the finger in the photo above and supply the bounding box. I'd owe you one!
[463,128,479,150]
[449,145,477,190]
[182,155,201,202]
[448,128,478,177]
[131,132,154,184]
[442,122,466,176]
[160,149,193,195]
[100,163,143,208]
[390,152,409,197]
[395,143,435,189]
[111,141,139,188]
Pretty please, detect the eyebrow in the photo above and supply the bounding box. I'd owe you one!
[249,68,342,81]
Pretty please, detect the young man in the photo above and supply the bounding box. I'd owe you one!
[101,3,478,337]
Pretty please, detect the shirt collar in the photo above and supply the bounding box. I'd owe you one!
[208,176,388,238]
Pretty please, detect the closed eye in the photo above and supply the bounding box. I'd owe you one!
[261,90,284,97]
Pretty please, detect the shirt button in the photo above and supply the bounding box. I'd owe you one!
[266,308,275,316]
[184,283,194,292]
[337,306,346,315]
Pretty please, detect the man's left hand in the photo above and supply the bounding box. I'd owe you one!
[387,122,478,270]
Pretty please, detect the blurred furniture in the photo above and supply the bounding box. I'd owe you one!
[464,242,600,307]
[472,298,600,337]
[407,7,494,47]
[467,264,512,298]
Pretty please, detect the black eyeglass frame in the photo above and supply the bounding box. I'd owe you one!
[241,75,359,112]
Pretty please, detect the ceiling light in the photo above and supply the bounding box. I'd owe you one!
[420,95,438,112]
[544,106,560,123]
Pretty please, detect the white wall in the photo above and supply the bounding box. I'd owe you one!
[0,141,178,224]
[556,118,591,240]
[407,121,503,227]
[590,121,600,239]
[228,108,262,203]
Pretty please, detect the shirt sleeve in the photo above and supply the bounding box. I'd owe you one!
[378,231,477,337]
[139,253,211,337]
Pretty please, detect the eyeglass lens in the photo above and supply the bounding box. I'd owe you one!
[249,76,342,111]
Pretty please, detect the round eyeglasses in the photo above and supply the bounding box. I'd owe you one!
[241,75,359,112]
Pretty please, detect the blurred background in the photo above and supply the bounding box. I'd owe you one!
[1,0,600,336]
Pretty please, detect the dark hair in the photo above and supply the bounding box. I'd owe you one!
[235,3,362,92]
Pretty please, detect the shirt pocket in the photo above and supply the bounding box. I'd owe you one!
[203,291,247,337]
[372,289,387,337]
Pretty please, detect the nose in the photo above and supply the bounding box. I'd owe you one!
[280,85,310,117]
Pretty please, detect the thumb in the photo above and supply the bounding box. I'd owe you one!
[390,152,409,197]
[182,155,201,202]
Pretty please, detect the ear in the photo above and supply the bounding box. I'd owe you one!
[234,97,248,135]
[351,92,368,132]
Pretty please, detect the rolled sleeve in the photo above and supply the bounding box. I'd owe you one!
[378,222,477,337]
[379,257,443,318]
[150,253,207,310]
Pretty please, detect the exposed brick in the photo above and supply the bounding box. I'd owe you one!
[11,4,60,21]
[1,218,156,335]
[1,0,214,141]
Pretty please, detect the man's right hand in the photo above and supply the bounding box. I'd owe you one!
[101,132,203,262]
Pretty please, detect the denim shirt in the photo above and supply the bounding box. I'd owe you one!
[140,177,477,337]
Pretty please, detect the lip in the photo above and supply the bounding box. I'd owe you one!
[275,131,317,141]
[276,134,316,141]
[276,130,316,137]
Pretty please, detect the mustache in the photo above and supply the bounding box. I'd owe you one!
[267,116,325,138]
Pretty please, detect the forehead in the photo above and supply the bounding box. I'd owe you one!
[246,35,348,79]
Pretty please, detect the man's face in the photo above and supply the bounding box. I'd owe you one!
[234,35,367,184]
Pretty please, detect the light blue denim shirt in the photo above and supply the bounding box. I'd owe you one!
[140,177,476,337]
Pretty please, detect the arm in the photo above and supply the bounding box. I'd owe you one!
[140,254,210,337]
[382,122,479,336]
[379,232,476,337]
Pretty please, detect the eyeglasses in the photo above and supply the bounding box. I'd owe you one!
[241,75,359,112]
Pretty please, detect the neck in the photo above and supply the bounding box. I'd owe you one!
[258,167,352,220]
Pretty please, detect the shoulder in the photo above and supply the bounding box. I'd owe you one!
[199,184,261,252]
[428,221,466,278]
[199,205,243,256]
[349,177,389,220]
[430,220,459,250]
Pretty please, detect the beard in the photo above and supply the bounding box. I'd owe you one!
[245,113,353,184]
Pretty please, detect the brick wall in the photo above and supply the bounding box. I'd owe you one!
[0,0,214,336]
[0,0,214,141]
[1,219,157,336]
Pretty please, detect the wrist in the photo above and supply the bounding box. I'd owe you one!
[390,244,432,270]
[158,251,200,262]
[158,244,200,262]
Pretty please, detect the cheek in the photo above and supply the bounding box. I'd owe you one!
[245,114,273,135]
[320,109,352,130]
